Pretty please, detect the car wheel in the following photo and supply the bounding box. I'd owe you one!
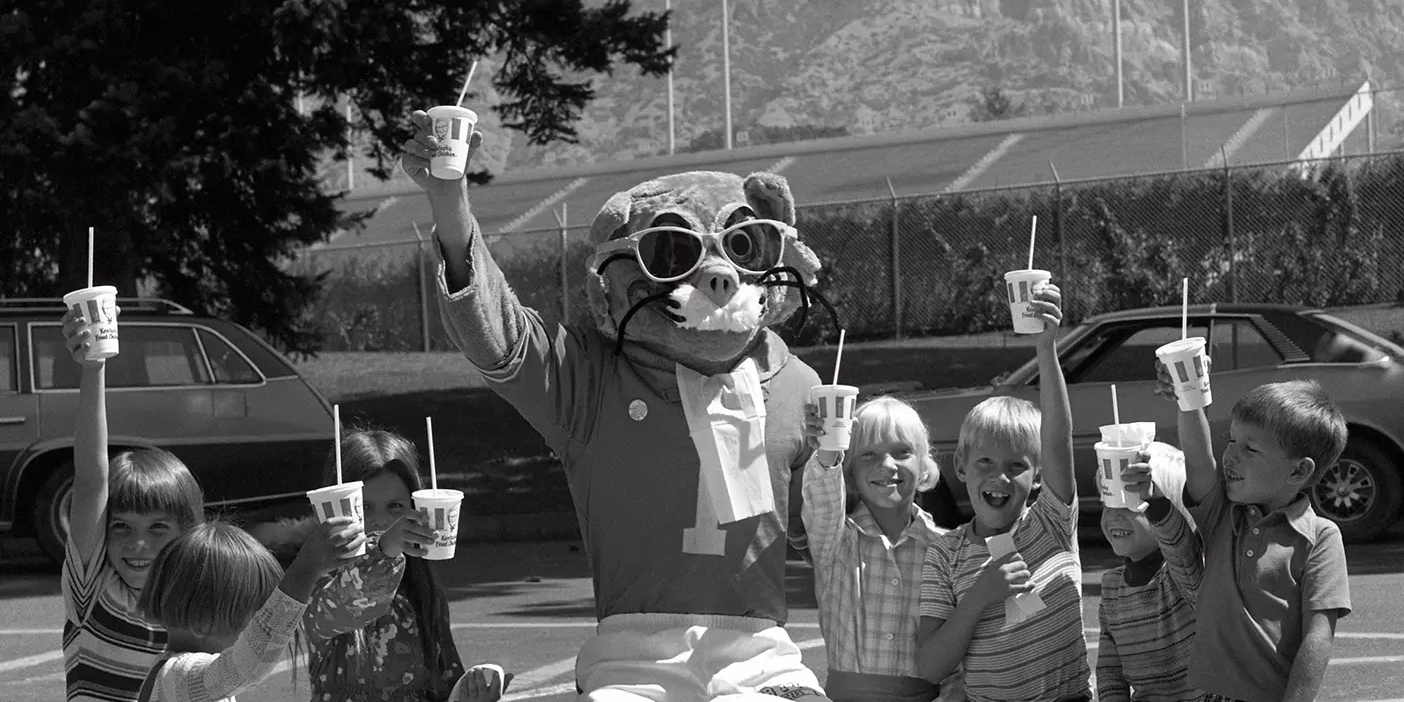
[32,462,76,565]
[1309,439,1403,543]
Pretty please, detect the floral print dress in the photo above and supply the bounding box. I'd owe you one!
[303,534,466,701]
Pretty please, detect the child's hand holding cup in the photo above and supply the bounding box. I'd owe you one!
[426,106,479,180]
[808,385,859,452]
[62,287,120,362]
[803,402,844,468]
[1004,269,1052,334]
[379,513,435,559]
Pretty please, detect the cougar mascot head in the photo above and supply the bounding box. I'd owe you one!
[585,170,828,369]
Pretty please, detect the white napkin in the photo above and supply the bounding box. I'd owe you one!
[986,532,1046,628]
[1098,422,1157,447]
[676,358,774,525]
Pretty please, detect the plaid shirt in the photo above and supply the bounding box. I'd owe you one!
[802,455,943,677]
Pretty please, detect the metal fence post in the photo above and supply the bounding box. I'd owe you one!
[555,203,570,324]
[1222,147,1238,303]
[1048,162,1066,298]
[412,222,432,352]
[886,177,903,340]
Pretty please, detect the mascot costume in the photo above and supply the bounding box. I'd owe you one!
[411,116,837,702]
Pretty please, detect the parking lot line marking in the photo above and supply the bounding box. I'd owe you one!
[504,681,577,701]
[0,629,60,636]
[1333,655,1404,665]
[0,651,62,675]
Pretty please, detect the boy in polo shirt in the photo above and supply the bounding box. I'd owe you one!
[1154,371,1351,702]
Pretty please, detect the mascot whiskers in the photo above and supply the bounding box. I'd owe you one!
[402,109,837,702]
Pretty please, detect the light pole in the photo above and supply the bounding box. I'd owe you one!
[1182,0,1193,102]
[722,0,732,150]
[1113,0,1123,107]
[665,0,675,155]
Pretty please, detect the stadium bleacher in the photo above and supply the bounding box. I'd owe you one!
[322,82,1371,252]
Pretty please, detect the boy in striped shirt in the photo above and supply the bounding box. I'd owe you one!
[1095,442,1203,701]
[915,281,1092,702]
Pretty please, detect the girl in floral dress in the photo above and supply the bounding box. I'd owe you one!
[270,429,507,701]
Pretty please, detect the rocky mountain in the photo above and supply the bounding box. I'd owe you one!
[335,0,1404,187]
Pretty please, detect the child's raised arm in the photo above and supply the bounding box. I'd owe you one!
[1154,361,1216,505]
[1030,284,1074,505]
[302,527,409,641]
[63,306,113,565]
[799,402,846,566]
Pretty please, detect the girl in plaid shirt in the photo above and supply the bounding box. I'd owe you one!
[802,396,962,702]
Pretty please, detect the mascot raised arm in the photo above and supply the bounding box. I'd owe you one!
[401,111,834,702]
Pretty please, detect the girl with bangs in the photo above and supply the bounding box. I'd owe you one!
[257,428,508,701]
[61,306,205,702]
[134,518,365,701]
[800,396,960,702]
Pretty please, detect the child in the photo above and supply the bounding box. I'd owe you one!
[915,282,1093,701]
[1157,369,1351,702]
[290,429,507,702]
[800,396,951,702]
[134,517,365,702]
[1095,442,1203,701]
[61,305,205,702]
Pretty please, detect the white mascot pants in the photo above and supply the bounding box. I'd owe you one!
[575,613,830,702]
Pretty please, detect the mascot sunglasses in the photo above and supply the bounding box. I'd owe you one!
[592,219,792,283]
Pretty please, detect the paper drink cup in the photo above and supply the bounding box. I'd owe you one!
[1155,336,1212,411]
[811,385,860,451]
[306,481,367,557]
[450,664,505,701]
[63,286,120,361]
[1003,269,1052,334]
[427,105,479,180]
[413,488,465,560]
[1095,442,1145,512]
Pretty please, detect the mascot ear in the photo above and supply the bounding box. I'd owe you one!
[589,189,634,246]
[743,172,796,226]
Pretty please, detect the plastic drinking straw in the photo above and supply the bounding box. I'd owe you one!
[426,416,438,491]
[1027,216,1037,270]
[1181,277,1189,340]
[456,60,480,108]
[333,404,343,485]
[87,227,94,289]
[831,329,847,385]
[1111,384,1123,446]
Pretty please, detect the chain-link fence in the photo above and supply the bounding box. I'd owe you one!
[299,150,1404,352]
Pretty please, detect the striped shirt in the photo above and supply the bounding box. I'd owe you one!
[1095,499,1203,702]
[63,535,168,702]
[801,455,943,679]
[919,488,1090,702]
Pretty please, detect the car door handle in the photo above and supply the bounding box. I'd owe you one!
[0,416,25,426]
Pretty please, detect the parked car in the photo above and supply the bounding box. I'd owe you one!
[907,303,1404,543]
[0,297,335,563]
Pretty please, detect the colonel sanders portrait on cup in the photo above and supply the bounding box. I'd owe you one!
[399,108,840,702]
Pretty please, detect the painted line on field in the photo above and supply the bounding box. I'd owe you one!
[498,178,590,234]
[943,133,1023,193]
[764,156,797,174]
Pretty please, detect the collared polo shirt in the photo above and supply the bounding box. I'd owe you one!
[438,235,818,623]
[1188,482,1351,702]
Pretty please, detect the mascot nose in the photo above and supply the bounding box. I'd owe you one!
[697,265,739,308]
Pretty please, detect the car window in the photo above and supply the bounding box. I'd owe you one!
[198,329,262,384]
[0,326,14,392]
[1071,321,1211,384]
[33,324,212,389]
[1299,313,1395,364]
[1209,319,1283,371]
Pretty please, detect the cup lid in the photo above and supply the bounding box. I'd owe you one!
[1155,336,1206,355]
[1003,269,1051,280]
[413,488,465,500]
